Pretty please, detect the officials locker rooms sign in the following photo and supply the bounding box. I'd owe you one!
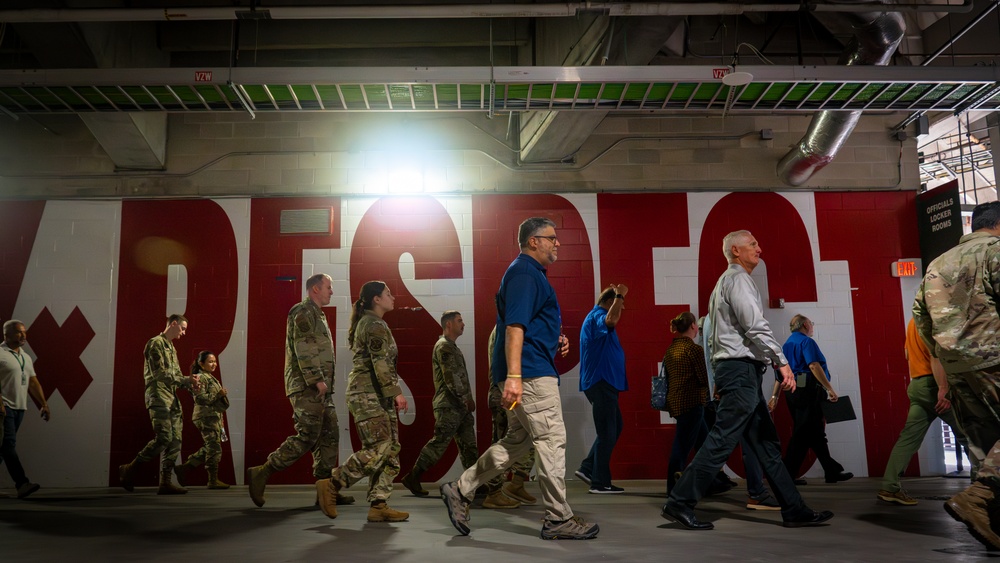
[916,180,964,273]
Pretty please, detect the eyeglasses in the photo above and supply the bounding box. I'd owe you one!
[533,235,558,243]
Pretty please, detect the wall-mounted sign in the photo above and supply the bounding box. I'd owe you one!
[890,260,920,278]
[916,180,963,274]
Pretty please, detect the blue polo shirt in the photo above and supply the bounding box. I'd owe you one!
[782,331,830,380]
[579,305,627,392]
[492,253,561,383]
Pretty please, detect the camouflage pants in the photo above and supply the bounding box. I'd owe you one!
[948,367,1000,482]
[137,401,183,472]
[412,407,479,474]
[266,390,340,478]
[486,382,535,493]
[332,391,400,502]
[188,415,224,470]
[976,440,1000,483]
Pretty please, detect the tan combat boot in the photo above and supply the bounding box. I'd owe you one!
[482,489,520,509]
[316,477,342,519]
[247,462,274,507]
[367,500,409,522]
[401,470,428,496]
[119,458,140,492]
[503,473,537,505]
[945,481,1000,551]
[173,459,199,487]
[206,464,231,490]
[157,467,188,495]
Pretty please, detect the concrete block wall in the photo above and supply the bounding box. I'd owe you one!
[0,190,925,488]
[0,111,919,198]
[0,107,928,488]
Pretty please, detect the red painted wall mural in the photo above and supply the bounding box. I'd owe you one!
[111,200,240,487]
[0,192,926,488]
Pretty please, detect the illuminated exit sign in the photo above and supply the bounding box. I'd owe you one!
[891,260,920,278]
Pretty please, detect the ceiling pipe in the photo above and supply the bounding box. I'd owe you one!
[893,0,1000,133]
[776,2,905,186]
[922,0,1000,66]
[0,1,973,23]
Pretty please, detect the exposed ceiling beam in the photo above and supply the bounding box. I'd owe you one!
[0,1,975,24]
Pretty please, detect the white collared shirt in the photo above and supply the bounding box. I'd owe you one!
[0,341,35,410]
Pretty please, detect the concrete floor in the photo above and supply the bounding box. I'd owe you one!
[0,476,993,562]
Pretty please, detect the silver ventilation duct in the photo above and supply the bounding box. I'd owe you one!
[776,4,905,186]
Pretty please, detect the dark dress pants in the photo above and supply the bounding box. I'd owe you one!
[579,380,623,488]
[669,360,808,518]
[1,409,29,486]
[782,376,844,478]
[667,405,708,492]
[704,399,767,497]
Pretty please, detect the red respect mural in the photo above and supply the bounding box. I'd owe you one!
[0,192,920,485]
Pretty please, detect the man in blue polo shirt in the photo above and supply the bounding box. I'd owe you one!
[781,314,852,484]
[441,217,599,540]
[576,284,628,494]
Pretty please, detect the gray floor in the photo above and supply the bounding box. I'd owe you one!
[0,476,993,562]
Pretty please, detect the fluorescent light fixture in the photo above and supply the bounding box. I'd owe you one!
[228,81,256,120]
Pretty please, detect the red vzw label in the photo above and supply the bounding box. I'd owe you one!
[712,68,730,80]
[194,71,213,82]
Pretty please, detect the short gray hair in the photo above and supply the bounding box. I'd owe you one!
[722,230,753,260]
[3,319,24,336]
[789,314,810,333]
[518,217,557,248]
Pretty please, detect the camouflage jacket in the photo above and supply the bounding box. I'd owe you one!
[284,298,335,401]
[914,231,1000,374]
[143,334,190,409]
[432,334,473,411]
[193,372,229,421]
[347,311,401,398]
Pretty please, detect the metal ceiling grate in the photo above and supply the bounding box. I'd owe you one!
[2,66,999,115]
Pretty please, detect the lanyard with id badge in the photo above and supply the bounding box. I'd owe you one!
[7,348,27,386]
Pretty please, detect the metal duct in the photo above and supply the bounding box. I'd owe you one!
[776,5,905,186]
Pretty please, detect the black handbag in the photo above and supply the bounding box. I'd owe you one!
[651,362,669,411]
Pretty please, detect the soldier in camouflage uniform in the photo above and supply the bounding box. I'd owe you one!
[174,351,231,489]
[316,280,410,523]
[483,326,536,508]
[401,311,479,496]
[247,273,353,507]
[119,314,198,495]
[914,201,1000,551]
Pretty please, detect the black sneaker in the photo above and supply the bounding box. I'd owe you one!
[574,470,592,485]
[589,485,624,494]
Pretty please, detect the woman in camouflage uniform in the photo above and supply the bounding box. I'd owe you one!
[174,351,230,489]
[316,280,410,522]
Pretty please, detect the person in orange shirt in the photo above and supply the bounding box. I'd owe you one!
[877,318,967,505]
